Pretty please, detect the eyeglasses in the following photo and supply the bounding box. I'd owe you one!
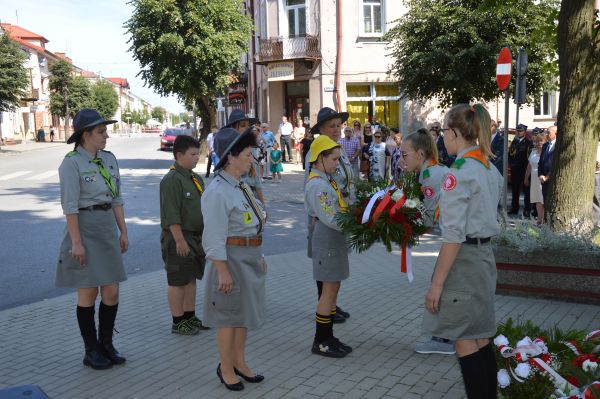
[430,126,441,131]
[374,135,382,138]
[353,124,360,127]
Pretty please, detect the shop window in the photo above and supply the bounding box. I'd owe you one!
[346,83,400,128]
[347,84,371,98]
[361,0,384,36]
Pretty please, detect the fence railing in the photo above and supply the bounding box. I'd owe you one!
[257,35,321,63]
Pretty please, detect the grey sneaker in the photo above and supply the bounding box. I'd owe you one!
[414,338,455,354]
[171,319,199,335]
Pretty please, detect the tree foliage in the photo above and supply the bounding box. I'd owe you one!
[125,0,252,135]
[49,60,92,118]
[0,34,29,112]
[385,0,559,106]
[151,106,166,123]
[90,80,119,120]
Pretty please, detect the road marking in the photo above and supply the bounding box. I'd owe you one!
[120,168,166,176]
[25,170,58,180]
[0,171,32,181]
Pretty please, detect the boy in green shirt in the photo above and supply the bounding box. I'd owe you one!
[160,135,208,335]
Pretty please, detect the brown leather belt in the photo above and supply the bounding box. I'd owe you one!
[79,203,112,211]
[226,236,262,247]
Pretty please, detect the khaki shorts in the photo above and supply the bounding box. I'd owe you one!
[161,230,205,286]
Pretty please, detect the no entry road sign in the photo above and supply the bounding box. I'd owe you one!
[496,47,513,91]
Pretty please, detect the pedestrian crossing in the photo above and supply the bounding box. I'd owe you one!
[0,168,173,182]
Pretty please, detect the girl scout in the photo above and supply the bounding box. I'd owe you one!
[423,104,502,399]
[305,107,353,323]
[305,135,352,358]
[400,128,455,356]
[56,109,128,370]
[201,128,267,391]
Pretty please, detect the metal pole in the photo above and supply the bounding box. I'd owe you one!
[502,89,510,224]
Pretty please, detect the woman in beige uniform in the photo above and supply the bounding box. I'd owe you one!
[201,128,267,391]
[422,104,502,398]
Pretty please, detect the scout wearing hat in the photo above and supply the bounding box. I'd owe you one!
[304,107,353,323]
[201,128,267,391]
[304,135,353,358]
[508,123,533,216]
[56,109,127,370]
[224,109,259,130]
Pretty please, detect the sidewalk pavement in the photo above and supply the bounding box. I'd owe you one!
[0,140,66,154]
[1,161,599,399]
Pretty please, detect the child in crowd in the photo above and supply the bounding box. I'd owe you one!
[159,135,209,336]
[270,142,284,182]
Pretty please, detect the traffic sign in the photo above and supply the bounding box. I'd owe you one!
[496,47,512,91]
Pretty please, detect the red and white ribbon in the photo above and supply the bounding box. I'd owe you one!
[585,330,600,341]
[400,246,413,282]
[529,357,578,392]
[361,188,388,224]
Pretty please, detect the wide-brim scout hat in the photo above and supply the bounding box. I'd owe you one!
[215,127,258,170]
[309,135,341,163]
[67,108,117,144]
[223,109,258,129]
[310,107,349,134]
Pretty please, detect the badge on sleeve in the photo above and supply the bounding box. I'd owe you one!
[243,211,253,224]
[442,174,457,191]
[423,186,435,199]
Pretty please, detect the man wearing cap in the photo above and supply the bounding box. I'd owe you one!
[305,107,354,324]
[508,124,533,216]
[56,109,128,370]
[278,115,294,162]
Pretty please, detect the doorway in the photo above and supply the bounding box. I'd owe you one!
[285,81,309,128]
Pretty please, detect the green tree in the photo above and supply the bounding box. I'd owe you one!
[90,80,119,120]
[151,106,166,123]
[48,59,72,119]
[0,34,29,113]
[385,0,559,107]
[179,112,192,124]
[125,0,252,138]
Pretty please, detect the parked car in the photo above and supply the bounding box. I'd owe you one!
[160,128,186,150]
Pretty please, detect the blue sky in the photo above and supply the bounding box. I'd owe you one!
[0,0,185,113]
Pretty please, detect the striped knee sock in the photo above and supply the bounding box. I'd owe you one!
[315,313,332,342]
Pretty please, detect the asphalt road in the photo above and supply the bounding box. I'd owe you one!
[0,134,306,310]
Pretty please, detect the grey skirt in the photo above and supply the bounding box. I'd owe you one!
[202,245,266,330]
[422,242,497,340]
[311,221,349,282]
[55,209,127,288]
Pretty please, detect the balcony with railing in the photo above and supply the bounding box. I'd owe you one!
[256,34,321,65]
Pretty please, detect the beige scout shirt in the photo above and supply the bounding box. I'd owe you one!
[201,170,265,261]
[304,149,355,201]
[439,146,502,244]
[304,169,344,232]
[59,146,123,215]
[419,160,448,228]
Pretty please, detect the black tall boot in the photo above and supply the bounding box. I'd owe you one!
[77,305,111,370]
[479,343,498,399]
[458,351,488,399]
[98,302,126,365]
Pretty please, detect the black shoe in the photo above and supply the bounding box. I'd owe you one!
[523,210,531,218]
[217,364,244,391]
[205,174,210,178]
[332,337,353,353]
[336,306,350,319]
[311,339,347,358]
[83,348,112,370]
[234,367,264,383]
[332,312,346,324]
[99,343,126,365]
[507,209,518,215]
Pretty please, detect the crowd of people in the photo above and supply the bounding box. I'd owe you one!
[55,104,599,399]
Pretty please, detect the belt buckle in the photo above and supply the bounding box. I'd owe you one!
[244,237,250,246]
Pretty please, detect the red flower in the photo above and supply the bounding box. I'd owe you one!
[567,375,580,387]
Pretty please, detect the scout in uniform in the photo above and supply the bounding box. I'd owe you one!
[304,107,353,323]
[305,135,353,358]
[223,109,266,205]
[160,135,209,335]
[201,128,267,392]
[56,109,128,370]
[423,104,502,399]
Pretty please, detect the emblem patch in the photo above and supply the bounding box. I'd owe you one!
[442,174,457,191]
[243,211,253,224]
[423,186,435,199]
[83,175,97,183]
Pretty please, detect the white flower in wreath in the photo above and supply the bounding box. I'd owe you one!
[515,362,531,379]
[494,334,509,347]
[405,199,419,208]
[497,369,511,388]
[582,359,598,372]
[516,336,533,348]
[391,189,404,202]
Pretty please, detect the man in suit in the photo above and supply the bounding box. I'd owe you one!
[508,124,533,216]
[538,125,557,205]
[490,120,504,175]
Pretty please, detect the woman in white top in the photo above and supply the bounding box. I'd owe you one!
[525,132,546,224]
[293,119,306,164]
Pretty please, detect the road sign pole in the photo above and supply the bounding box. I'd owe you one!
[502,89,510,224]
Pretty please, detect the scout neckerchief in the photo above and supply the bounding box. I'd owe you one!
[92,157,117,198]
[462,148,491,169]
[421,158,438,179]
[337,152,351,194]
[170,164,204,194]
[309,171,347,211]
[238,181,265,234]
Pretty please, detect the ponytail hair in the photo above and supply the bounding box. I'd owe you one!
[403,127,439,163]
[446,103,492,158]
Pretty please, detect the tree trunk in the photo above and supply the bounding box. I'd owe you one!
[195,95,216,141]
[548,0,600,232]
